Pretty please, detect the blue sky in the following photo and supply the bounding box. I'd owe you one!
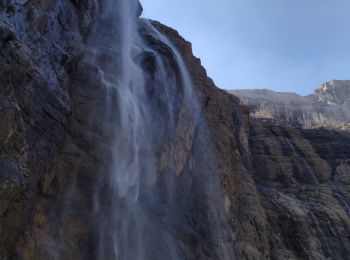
[141,0,350,95]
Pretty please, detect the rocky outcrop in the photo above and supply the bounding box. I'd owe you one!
[316,80,350,105]
[0,0,85,257]
[228,82,350,258]
[0,1,243,258]
[248,120,350,259]
[0,1,350,260]
[230,80,350,130]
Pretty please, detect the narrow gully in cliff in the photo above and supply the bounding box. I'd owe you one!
[285,138,319,186]
[308,211,332,257]
[332,184,350,215]
[284,137,350,217]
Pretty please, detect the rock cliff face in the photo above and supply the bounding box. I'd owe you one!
[0,1,349,260]
[230,80,350,130]
[248,121,350,259]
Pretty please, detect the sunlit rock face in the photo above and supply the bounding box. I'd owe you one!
[315,80,350,106]
[0,1,350,260]
[230,80,350,130]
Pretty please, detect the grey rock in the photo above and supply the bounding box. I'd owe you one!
[230,80,350,130]
[0,1,349,259]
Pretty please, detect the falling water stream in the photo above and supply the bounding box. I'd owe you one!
[66,0,231,259]
[332,184,350,215]
[285,138,319,185]
[86,1,181,259]
[285,139,350,215]
[284,139,329,254]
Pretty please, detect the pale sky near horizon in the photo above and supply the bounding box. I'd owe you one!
[141,0,350,95]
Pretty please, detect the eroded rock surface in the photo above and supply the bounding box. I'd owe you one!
[248,121,350,259]
[230,80,350,130]
[0,1,349,260]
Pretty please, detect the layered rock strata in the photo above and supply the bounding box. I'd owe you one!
[0,1,349,260]
[230,80,350,130]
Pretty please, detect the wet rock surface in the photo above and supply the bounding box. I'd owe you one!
[0,1,349,260]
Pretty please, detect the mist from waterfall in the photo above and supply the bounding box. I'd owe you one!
[83,0,208,259]
[41,0,232,259]
[86,0,166,259]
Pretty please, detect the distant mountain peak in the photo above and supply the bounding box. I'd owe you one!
[315,80,350,105]
[229,80,350,130]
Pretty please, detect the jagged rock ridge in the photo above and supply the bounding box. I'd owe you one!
[230,80,350,130]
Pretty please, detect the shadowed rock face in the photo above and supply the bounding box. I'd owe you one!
[230,80,350,130]
[248,121,350,259]
[0,1,350,260]
[0,1,239,259]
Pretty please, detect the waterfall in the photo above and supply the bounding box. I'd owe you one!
[33,0,234,259]
[308,211,331,256]
[85,1,177,259]
[73,0,229,259]
[285,138,319,185]
[332,184,350,215]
